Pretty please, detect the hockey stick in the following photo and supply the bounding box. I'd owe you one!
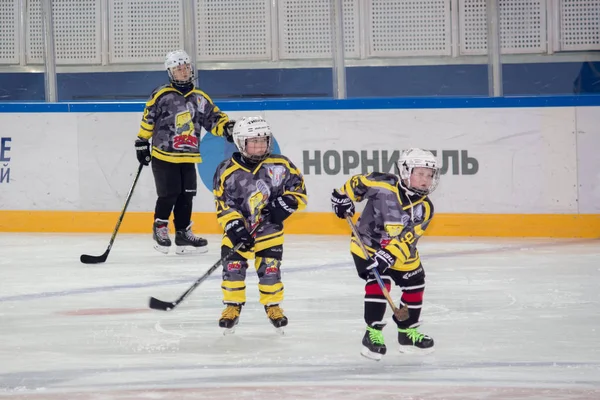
[149,221,262,311]
[346,215,410,322]
[80,163,144,264]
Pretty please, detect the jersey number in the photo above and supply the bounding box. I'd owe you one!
[401,231,416,245]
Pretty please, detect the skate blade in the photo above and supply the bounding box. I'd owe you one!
[274,327,285,335]
[175,245,208,255]
[398,345,435,355]
[360,346,383,361]
[222,327,236,335]
[153,244,170,254]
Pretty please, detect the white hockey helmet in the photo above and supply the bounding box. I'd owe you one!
[397,148,440,196]
[165,50,194,85]
[232,116,273,162]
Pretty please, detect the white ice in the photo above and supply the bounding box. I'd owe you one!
[1,233,599,400]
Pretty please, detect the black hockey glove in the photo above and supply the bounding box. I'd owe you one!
[366,248,396,275]
[262,196,297,225]
[223,120,236,143]
[135,139,151,166]
[331,189,355,219]
[225,218,254,251]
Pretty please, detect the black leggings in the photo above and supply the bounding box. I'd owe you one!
[152,158,197,230]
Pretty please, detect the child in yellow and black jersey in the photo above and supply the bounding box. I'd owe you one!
[331,148,440,360]
[134,50,234,255]
[212,116,307,333]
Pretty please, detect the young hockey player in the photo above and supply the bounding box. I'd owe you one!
[135,49,235,255]
[213,116,307,333]
[330,148,440,360]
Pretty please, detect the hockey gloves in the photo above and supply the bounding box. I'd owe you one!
[366,248,396,275]
[223,120,236,143]
[262,196,297,225]
[225,219,254,251]
[135,139,151,166]
[331,189,355,218]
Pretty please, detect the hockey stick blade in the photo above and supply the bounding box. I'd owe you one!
[80,251,109,264]
[393,304,410,322]
[346,215,409,322]
[149,296,177,311]
[148,221,264,312]
[79,163,144,265]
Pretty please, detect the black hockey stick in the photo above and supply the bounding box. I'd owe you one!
[149,222,262,311]
[80,163,144,264]
[347,212,433,322]
[346,215,410,322]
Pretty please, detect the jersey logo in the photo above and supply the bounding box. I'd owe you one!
[401,214,411,226]
[412,205,424,222]
[173,110,198,150]
[227,261,243,272]
[263,258,280,275]
[384,223,403,237]
[248,179,271,225]
[267,165,286,187]
[196,96,207,113]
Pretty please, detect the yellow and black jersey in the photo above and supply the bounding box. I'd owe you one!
[136,84,229,164]
[340,172,434,271]
[213,152,308,253]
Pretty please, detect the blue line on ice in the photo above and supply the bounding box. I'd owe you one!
[2,240,590,303]
[0,260,345,302]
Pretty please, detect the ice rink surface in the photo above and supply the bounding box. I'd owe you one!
[1,233,599,400]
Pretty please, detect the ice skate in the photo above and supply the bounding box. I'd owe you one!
[265,304,288,334]
[152,219,171,254]
[219,304,242,335]
[175,222,208,255]
[398,327,434,354]
[360,325,387,361]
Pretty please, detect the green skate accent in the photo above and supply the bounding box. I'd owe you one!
[366,326,385,345]
[398,328,426,344]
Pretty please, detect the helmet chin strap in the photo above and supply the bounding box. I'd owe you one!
[398,180,416,222]
[401,183,417,196]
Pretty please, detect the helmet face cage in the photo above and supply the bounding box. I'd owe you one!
[165,50,194,85]
[233,117,273,162]
[397,148,440,196]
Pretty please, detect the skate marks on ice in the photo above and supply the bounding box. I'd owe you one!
[2,235,600,399]
[1,234,595,304]
[1,385,599,400]
[1,360,600,400]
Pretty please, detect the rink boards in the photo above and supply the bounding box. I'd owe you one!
[0,97,599,237]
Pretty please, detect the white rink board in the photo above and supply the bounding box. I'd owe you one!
[575,106,600,213]
[0,106,598,214]
[0,113,79,210]
[262,108,578,214]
